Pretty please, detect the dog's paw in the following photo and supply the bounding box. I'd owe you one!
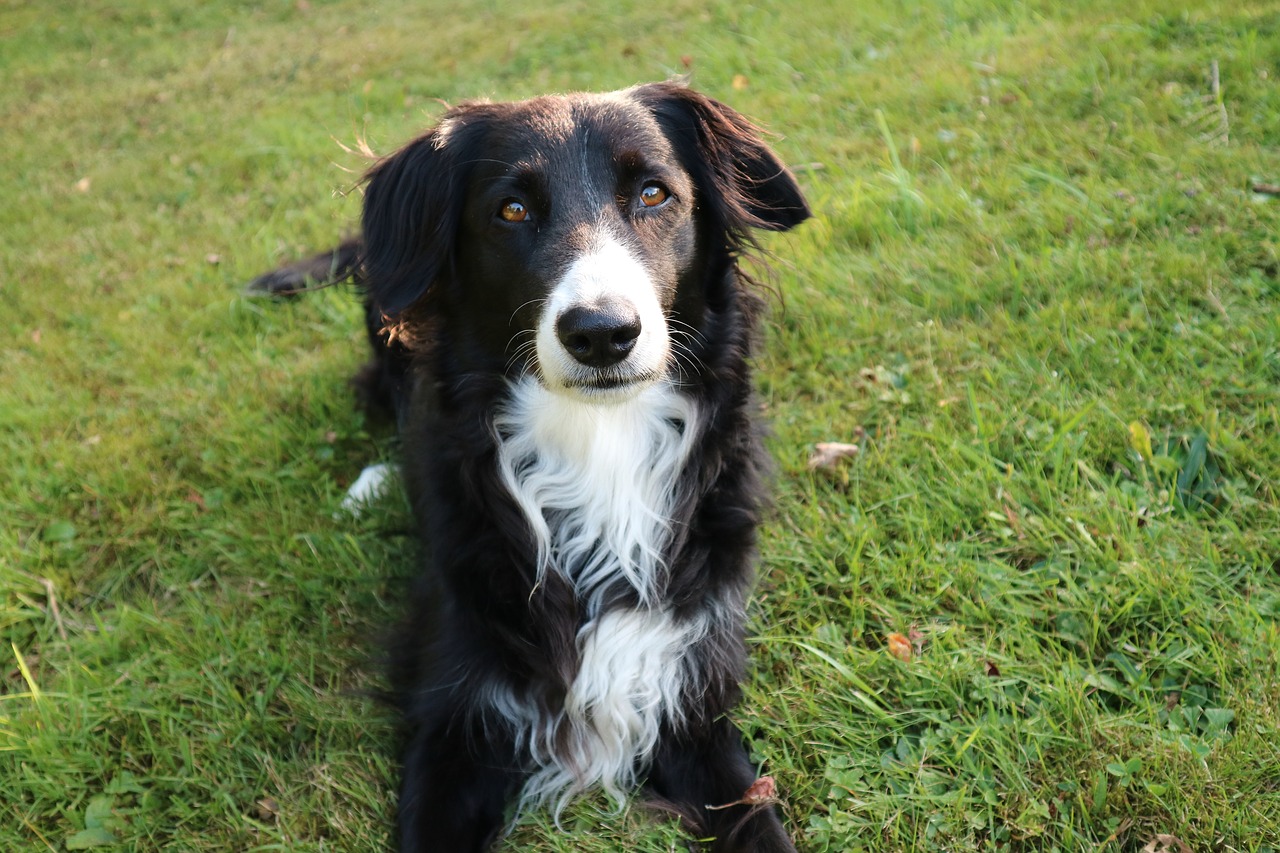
[339,463,399,517]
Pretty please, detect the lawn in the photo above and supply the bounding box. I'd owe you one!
[3,0,1279,850]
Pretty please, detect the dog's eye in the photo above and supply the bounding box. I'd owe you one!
[639,183,669,208]
[499,199,529,222]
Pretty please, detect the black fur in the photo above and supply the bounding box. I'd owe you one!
[252,82,809,852]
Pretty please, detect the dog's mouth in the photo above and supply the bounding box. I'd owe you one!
[558,367,661,397]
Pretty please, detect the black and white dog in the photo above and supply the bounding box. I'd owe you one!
[252,82,809,852]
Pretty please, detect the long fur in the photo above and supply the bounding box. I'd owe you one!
[493,378,702,813]
[252,81,810,853]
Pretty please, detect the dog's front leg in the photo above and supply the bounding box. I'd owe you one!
[646,717,798,853]
[397,719,521,853]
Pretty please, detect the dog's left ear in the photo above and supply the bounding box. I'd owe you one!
[632,82,810,239]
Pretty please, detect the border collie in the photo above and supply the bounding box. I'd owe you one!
[251,81,809,852]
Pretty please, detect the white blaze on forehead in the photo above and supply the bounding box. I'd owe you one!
[534,233,670,395]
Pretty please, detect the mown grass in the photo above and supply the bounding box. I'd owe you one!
[3,0,1279,850]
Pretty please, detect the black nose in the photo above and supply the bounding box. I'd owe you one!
[556,302,642,368]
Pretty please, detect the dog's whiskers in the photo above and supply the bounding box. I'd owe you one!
[506,330,540,374]
[666,316,709,349]
[509,297,547,327]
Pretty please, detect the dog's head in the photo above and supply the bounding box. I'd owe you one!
[361,82,809,401]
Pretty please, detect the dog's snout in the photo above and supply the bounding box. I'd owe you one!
[556,302,642,368]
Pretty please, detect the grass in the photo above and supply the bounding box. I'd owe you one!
[3,0,1279,850]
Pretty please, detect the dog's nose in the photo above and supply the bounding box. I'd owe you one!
[556,302,642,368]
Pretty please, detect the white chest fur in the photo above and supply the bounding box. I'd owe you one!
[493,378,699,611]
[491,379,705,812]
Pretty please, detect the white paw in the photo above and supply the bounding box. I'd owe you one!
[339,463,399,516]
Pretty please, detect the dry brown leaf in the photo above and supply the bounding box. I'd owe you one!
[1142,834,1192,853]
[887,632,912,662]
[808,442,859,470]
[254,796,280,823]
[742,776,777,804]
[732,74,749,90]
[707,776,779,810]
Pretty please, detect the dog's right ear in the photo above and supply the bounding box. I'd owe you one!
[360,112,483,317]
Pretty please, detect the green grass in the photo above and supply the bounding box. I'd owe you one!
[3,0,1280,850]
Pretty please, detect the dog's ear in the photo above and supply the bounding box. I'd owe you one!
[360,112,483,317]
[633,82,810,241]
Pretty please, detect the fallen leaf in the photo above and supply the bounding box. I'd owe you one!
[707,776,779,810]
[808,442,859,470]
[206,253,222,265]
[887,632,912,662]
[984,660,1001,677]
[1142,834,1192,853]
[742,776,777,803]
[732,74,749,91]
[254,797,280,823]
[74,177,91,193]
[680,54,693,68]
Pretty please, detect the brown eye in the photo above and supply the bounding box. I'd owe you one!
[639,183,668,208]
[500,199,528,222]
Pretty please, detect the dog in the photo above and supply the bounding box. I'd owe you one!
[251,81,809,852]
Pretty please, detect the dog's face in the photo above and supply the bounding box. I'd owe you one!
[360,83,809,401]
[452,94,699,399]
